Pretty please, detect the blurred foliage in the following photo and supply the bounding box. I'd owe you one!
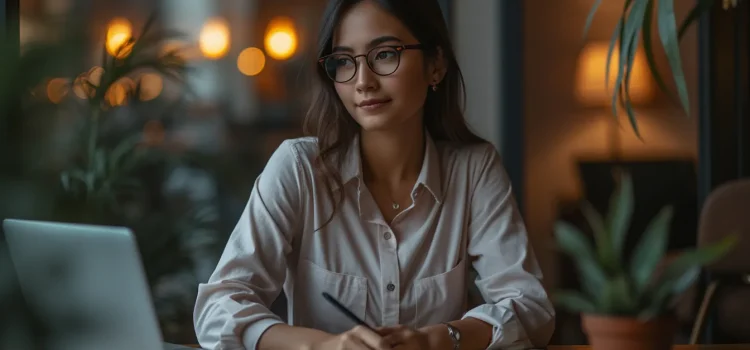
[553,172,737,319]
[1,11,222,346]
[583,0,743,137]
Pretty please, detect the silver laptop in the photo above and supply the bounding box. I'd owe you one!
[2,219,167,350]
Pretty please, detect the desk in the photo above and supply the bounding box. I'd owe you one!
[548,346,750,350]
[172,344,750,349]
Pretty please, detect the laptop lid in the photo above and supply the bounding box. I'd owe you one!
[2,219,164,350]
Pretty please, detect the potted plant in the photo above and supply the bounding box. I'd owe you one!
[1,12,221,346]
[584,0,743,136]
[553,172,737,350]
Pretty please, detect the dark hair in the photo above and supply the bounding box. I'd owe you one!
[304,0,486,229]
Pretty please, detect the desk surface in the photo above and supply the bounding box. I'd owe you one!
[548,346,750,350]
[173,344,750,350]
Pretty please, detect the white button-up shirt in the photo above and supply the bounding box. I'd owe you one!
[193,133,555,350]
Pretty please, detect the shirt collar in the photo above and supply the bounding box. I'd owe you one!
[337,131,443,203]
[416,133,443,203]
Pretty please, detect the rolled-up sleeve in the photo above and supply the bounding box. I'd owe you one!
[193,140,305,350]
[462,145,555,350]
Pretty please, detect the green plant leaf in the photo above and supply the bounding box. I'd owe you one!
[605,20,623,97]
[554,222,608,298]
[109,134,143,173]
[583,0,605,41]
[61,172,72,192]
[94,148,106,177]
[555,222,598,262]
[640,265,697,319]
[605,0,632,109]
[581,201,617,273]
[657,0,690,115]
[608,172,634,263]
[678,0,714,40]
[629,205,674,292]
[622,18,643,138]
[553,290,597,313]
[642,0,678,107]
[645,235,738,315]
[598,274,637,315]
[612,0,648,137]
[662,235,737,292]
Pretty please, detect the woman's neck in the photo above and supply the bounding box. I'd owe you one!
[359,126,425,187]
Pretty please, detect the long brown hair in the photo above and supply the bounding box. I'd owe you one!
[304,0,486,229]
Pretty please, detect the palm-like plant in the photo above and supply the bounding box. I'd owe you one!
[584,0,743,137]
[57,13,189,217]
[554,172,736,319]
[1,11,219,345]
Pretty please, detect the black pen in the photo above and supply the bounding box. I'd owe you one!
[322,292,375,332]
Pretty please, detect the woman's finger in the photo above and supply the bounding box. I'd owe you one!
[342,335,375,350]
[382,329,410,346]
[350,325,391,350]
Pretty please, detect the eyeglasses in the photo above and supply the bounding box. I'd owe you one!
[318,44,426,83]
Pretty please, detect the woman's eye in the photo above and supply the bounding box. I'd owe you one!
[336,58,353,67]
[375,50,395,60]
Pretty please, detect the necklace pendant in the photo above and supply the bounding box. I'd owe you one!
[392,203,400,210]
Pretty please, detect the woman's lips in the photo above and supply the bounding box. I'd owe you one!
[358,99,392,111]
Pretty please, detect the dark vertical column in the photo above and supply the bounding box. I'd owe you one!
[1,0,20,175]
[697,1,714,343]
[733,4,749,178]
[700,0,750,196]
[698,0,750,344]
[498,0,525,214]
[697,0,714,209]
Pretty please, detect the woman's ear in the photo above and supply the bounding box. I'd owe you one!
[431,46,448,85]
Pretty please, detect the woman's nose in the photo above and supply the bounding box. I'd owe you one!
[354,58,378,92]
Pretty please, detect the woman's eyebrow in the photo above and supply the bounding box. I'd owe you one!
[331,35,403,53]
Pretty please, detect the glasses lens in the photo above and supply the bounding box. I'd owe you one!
[323,54,356,82]
[368,47,399,76]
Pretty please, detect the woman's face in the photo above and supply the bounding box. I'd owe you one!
[330,0,441,133]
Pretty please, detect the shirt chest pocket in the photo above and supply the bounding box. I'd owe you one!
[295,259,368,334]
[413,259,468,327]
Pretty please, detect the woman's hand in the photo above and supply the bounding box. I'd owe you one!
[306,325,391,350]
[377,325,431,350]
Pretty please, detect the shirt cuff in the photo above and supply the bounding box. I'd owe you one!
[242,317,285,350]
[462,304,527,350]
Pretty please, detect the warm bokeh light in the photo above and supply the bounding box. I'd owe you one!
[88,66,104,86]
[264,17,298,60]
[73,66,104,99]
[199,18,230,59]
[73,74,93,99]
[237,47,266,76]
[575,42,653,106]
[138,73,163,101]
[106,18,134,58]
[105,78,134,107]
[47,78,69,104]
[161,40,197,61]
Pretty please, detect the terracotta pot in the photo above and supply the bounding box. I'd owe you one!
[581,313,678,350]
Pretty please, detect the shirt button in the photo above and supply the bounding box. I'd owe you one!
[386,283,396,292]
[383,232,392,240]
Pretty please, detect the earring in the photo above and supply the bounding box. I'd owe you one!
[431,82,438,91]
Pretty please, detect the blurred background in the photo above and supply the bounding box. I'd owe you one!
[1,0,749,348]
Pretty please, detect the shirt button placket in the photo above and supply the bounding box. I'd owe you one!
[379,227,400,325]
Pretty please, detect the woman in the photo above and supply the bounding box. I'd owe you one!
[193,0,555,349]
